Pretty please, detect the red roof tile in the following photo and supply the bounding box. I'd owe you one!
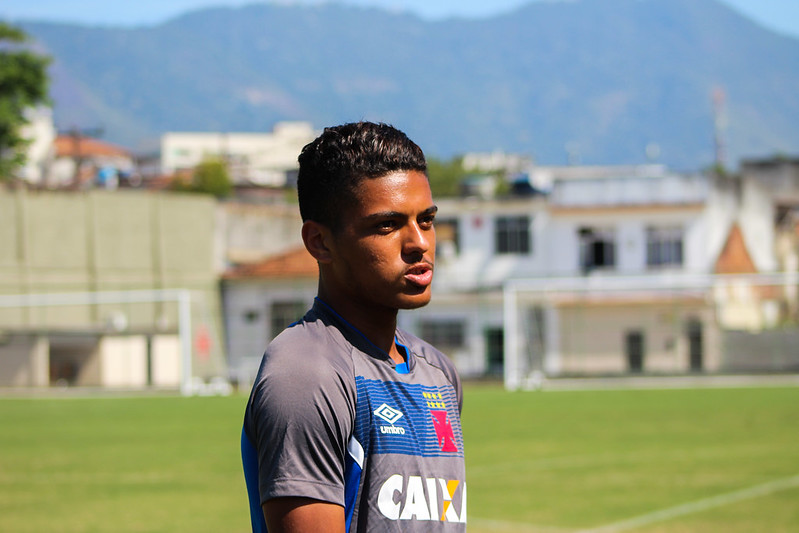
[54,135,131,158]
[714,223,757,274]
[225,246,318,280]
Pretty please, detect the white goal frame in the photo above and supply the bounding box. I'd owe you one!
[0,289,199,395]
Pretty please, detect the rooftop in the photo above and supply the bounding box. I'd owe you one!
[224,246,317,280]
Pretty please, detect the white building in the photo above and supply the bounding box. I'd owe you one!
[462,151,533,176]
[161,122,318,186]
[17,107,56,184]
[48,134,135,188]
[527,163,668,192]
[219,160,799,388]
[404,168,739,383]
[222,247,318,386]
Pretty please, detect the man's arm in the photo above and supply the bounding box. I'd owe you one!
[263,498,345,533]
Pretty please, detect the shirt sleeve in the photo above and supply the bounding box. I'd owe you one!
[244,337,356,507]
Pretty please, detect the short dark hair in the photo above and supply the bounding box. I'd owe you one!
[297,121,427,230]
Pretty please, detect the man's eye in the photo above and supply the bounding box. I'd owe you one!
[420,216,435,228]
[378,220,396,230]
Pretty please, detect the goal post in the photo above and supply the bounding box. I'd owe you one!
[503,272,799,390]
[0,289,229,395]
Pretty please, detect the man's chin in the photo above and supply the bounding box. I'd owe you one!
[397,293,432,310]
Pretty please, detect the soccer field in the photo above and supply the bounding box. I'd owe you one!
[1,384,797,532]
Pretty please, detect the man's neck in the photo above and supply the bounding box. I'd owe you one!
[316,290,404,364]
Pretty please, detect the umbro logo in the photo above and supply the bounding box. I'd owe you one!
[374,403,404,425]
[375,404,406,434]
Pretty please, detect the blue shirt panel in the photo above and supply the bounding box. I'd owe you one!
[353,377,464,459]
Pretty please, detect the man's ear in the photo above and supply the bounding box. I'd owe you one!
[302,220,334,264]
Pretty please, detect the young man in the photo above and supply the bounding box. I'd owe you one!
[242,122,466,532]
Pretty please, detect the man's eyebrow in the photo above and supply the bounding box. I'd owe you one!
[363,205,438,221]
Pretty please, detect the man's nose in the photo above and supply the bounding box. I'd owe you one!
[404,222,430,255]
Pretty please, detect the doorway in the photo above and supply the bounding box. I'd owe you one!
[625,330,644,373]
[686,319,703,372]
[485,328,504,377]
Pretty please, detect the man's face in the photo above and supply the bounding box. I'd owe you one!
[327,170,437,313]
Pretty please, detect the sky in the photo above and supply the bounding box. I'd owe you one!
[1,0,799,40]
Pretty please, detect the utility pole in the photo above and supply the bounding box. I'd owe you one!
[712,87,727,170]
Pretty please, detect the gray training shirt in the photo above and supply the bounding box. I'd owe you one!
[242,298,467,532]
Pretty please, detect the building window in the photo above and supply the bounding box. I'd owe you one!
[579,227,615,272]
[647,227,683,267]
[270,300,306,338]
[419,319,466,349]
[485,328,504,376]
[495,216,531,254]
[436,218,460,257]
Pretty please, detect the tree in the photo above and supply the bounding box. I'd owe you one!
[0,22,50,180]
[193,157,233,198]
[426,156,468,198]
[172,157,233,198]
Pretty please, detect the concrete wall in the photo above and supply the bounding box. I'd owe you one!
[554,302,718,375]
[0,188,226,387]
[216,202,304,268]
[0,334,49,387]
[722,328,799,372]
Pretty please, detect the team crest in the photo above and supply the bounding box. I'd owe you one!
[430,410,458,452]
[423,391,458,453]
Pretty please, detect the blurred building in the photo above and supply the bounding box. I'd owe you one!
[462,150,533,176]
[712,157,799,373]
[5,156,798,391]
[17,107,57,185]
[216,201,304,269]
[416,161,799,385]
[14,108,139,190]
[161,121,317,187]
[221,246,317,386]
[217,158,799,387]
[49,134,136,189]
[409,168,723,381]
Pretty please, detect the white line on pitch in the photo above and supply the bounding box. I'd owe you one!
[577,474,799,533]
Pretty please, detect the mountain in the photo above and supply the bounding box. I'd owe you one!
[16,0,799,170]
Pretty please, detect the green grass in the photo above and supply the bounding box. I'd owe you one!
[464,385,799,532]
[0,395,251,533]
[0,385,797,532]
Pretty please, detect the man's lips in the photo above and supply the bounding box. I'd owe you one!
[404,263,433,287]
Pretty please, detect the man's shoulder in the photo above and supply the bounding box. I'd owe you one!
[267,313,349,357]
[256,317,356,382]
